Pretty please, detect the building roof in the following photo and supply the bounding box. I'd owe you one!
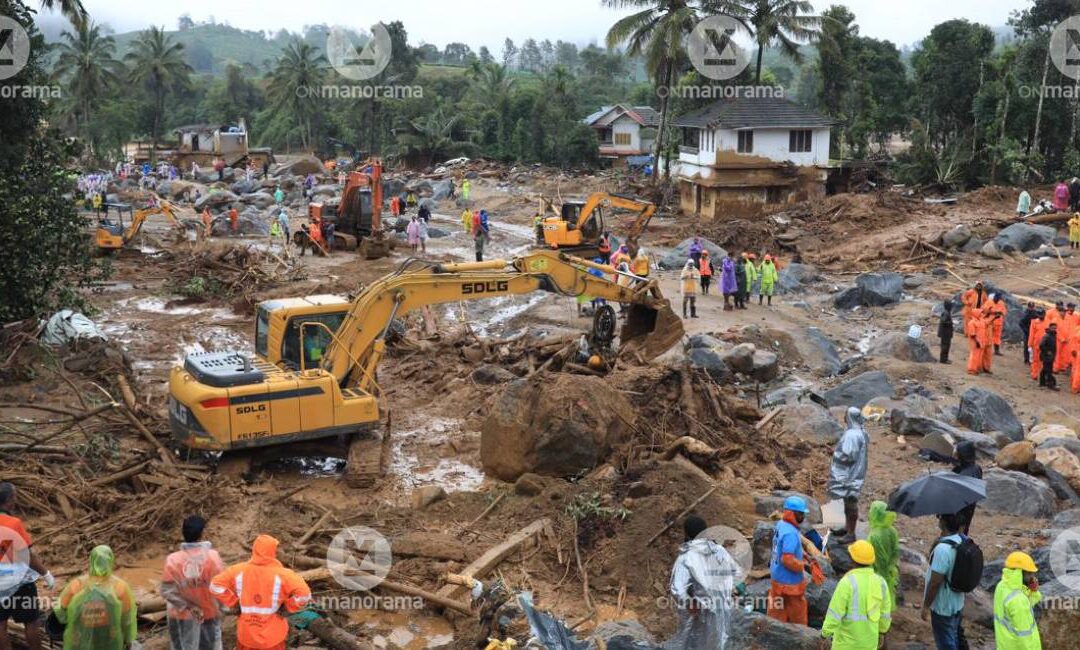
[673,98,834,130]
[173,124,225,135]
[584,104,661,128]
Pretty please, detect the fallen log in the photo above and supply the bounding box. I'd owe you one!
[308,617,370,650]
[436,518,550,601]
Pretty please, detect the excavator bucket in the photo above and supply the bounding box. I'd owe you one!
[619,300,684,363]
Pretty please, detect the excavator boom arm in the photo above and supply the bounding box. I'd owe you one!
[322,250,679,390]
[573,193,656,239]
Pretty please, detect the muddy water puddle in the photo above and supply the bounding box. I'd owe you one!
[389,417,484,493]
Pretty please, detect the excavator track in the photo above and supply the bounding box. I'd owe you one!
[344,430,389,488]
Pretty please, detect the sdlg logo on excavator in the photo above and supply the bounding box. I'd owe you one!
[461,281,509,295]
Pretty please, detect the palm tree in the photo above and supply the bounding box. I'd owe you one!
[604,0,744,181]
[52,21,122,148]
[39,0,87,28]
[394,108,475,167]
[125,27,191,159]
[266,40,326,151]
[740,0,820,84]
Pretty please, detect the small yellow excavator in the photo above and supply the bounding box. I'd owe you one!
[538,192,656,257]
[168,250,683,486]
[95,200,196,251]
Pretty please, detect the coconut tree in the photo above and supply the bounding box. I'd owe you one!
[125,26,192,160]
[39,0,87,27]
[266,40,326,151]
[739,0,820,83]
[604,0,746,181]
[52,21,122,150]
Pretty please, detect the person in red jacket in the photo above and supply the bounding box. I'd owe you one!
[210,535,311,650]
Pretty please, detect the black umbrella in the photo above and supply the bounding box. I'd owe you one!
[887,472,986,517]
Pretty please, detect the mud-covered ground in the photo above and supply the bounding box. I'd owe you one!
[3,173,1079,649]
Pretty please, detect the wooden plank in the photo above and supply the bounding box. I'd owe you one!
[436,518,550,600]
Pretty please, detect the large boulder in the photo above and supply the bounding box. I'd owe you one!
[781,403,844,443]
[802,327,843,377]
[720,343,756,374]
[942,225,972,248]
[833,272,904,308]
[275,155,323,177]
[1040,406,1080,432]
[242,192,276,209]
[480,375,635,481]
[658,238,729,270]
[866,332,934,363]
[749,350,780,382]
[686,333,725,351]
[891,413,962,438]
[993,222,1057,253]
[1036,447,1080,493]
[728,608,827,649]
[311,184,339,198]
[589,620,656,648]
[687,347,733,383]
[777,263,821,295]
[1029,423,1079,445]
[194,190,239,211]
[431,179,454,201]
[995,441,1036,471]
[822,371,896,408]
[982,468,1057,518]
[957,387,1024,441]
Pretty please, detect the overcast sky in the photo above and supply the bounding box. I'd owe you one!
[52,0,1026,50]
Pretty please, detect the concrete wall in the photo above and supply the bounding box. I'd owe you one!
[678,126,831,167]
[677,166,828,220]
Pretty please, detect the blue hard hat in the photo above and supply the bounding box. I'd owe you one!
[783,496,809,513]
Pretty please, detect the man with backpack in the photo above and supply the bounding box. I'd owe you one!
[922,512,983,650]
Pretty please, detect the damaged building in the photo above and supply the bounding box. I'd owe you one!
[583,104,659,168]
[673,97,834,219]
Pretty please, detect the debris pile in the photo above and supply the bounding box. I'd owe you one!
[162,244,306,303]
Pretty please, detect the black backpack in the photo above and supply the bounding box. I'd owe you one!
[936,536,984,593]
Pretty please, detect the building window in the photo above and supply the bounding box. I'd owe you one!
[737,130,753,153]
[790,129,812,153]
[682,128,698,148]
[614,132,631,146]
[598,129,613,144]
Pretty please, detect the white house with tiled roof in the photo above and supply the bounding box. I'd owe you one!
[583,104,660,165]
[672,97,834,219]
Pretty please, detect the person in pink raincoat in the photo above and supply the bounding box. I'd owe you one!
[1054,180,1071,212]
[406,216,421,252]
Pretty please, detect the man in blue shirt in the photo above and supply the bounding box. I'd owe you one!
[922,513,967,650]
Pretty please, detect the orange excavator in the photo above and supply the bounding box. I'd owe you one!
[303,158,392,259]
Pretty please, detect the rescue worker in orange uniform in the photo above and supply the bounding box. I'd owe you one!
[986,294,1007,356]
[961,282,987,329]
[966,310,989,375]
[980,311,999,373]
[1029,310,1047,381]
[1069,325,1080,394]
[767,496,824,626]
[210,534,311,650]
[1055,303,1077,373]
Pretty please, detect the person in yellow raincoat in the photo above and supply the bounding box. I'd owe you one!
[461,209,473,234]
[54,546,137,650]
[1069,213,1080,250]
[993,551,1042,649]
[867,501,899,607]
[821,540,891,649]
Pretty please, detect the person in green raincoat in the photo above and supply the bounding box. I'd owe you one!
[868,500,900,607]
[54,545,137,650]
[758,255,780,306]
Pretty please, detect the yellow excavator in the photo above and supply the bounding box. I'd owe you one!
[168,250,683,486]
[539,192,657,257]
[95,200,197,250]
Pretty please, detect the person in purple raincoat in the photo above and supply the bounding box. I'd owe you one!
[721,257,737,312]
[688,237,704,267]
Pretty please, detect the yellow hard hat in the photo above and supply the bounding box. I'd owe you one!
[588,354,604,370]
[848,540,876,565]
[1005,551,1037,573]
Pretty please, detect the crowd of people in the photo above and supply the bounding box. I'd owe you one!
[0,482,311,650]
[937,281,1080,394]
[664,403,1044,650]
[677,236,780,319]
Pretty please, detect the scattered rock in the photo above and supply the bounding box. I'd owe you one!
[687,347,733,383]
[1029,423,1079,445]
[471,364,516,385]
[834,272,904,308]
[685,333,725,351]
[980,240,1004,259]
[822,370,896,408]
[727,609,827,649]
[1036,447,1080,493]
[957,387,1024,441]
[721,343,756,374]
[918,433,958,461]
[777,263,821,295]
[960,237,985,254]
[781,403,844,443]
[891,413,961,438]
[1040,407,1080,432]
[942,225,972,248]
[481,375,636,481]
[948,429,1002,457]
[995,441,1036,471]
[194,190,239,211]
[1051,508,1080,531]
[590,620,656,648]
[410,486,446,509]
[514,473,548,496]
[749,350,780,382]
[802,327,843,377]
[982,468,1057,518]
[866,332,934,363]
[993,222,1057,252]
[275,155,323,177]
[1038,437,1080,458]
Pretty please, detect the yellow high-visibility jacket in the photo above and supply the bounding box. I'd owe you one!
[994,567,1042,650]
[821,566,892,649]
